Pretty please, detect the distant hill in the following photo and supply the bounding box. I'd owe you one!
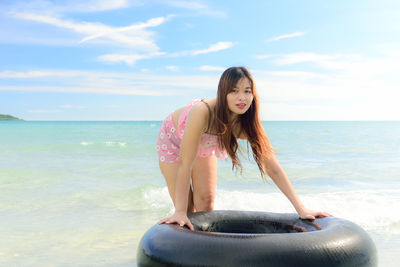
[0,114,23,120]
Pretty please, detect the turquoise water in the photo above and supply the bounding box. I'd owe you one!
[1,121,399,266]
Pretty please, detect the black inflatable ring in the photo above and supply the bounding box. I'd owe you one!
[137,210,377,267]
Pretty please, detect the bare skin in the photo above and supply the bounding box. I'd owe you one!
[158,98,219,231]
[158,78,332,230]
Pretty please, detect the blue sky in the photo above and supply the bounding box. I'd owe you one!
[0,0,399,120]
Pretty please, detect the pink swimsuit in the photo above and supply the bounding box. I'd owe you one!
[156,99,228,163]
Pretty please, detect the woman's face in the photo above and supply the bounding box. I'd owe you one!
[226,77,254,116]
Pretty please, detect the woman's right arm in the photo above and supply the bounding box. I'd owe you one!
[158,104,209,230]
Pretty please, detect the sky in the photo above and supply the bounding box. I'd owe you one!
[0,0,399,121]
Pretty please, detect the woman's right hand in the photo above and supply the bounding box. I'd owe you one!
[157,211,194,231]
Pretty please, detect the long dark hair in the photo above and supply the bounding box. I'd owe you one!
[213,67,274,177]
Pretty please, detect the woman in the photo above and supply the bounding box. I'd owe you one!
[157,67,332,231]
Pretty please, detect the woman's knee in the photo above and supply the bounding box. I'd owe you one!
[191,156,218,211]
[194,193,215,211]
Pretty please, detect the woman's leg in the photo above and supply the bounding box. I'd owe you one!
[159,161,195,213]
[191,155,218,211]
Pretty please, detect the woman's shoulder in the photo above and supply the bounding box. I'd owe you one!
[171,99,211,132]
[188,100,210,121]
[194,99,217,114]
[187,99,215,131]
[172,99,204,123]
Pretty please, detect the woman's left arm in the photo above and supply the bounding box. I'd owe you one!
[264,155,332,219]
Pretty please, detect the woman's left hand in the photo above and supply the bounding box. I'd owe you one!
[298,207,333,220]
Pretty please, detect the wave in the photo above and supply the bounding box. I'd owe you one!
[80,141,127,147]
[136,185,400,235]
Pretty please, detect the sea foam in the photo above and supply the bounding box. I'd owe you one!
[141,186,400,234]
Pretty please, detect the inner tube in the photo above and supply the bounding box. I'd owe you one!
[137,210,377,267]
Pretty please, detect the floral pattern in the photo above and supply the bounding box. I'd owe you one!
[156,99,228,163]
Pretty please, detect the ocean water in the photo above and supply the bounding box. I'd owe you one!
[0,121,399,266]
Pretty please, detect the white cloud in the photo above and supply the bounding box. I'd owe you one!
[166,65,179,71]
[28,109,61,113]
[8,0,224,17]
[255,54,272,60]
[168,41,235,57]
[98,52,165,66]
[261,95,400,121]
[60,105,87,109]
[381,49,400,57]
[253,70,327,80]
[105,105,121,109]
[0,70,82,79]
[2,48,400,120]
[58,0,132,13]
[199,65,225,72]
[12,12,171,51]
[7,0,133,15]
[253,51,400,120]
[270,52,338,65]
[192,41,235,55]
[79,0,131,12]
[164,1,207,10]
[268,51,400,79]
[0,85,173,96]
[60,105,73,109]
[161,0,226,18]
[79,15,174,44]
[265,32,305,43]
[0,69,219,96]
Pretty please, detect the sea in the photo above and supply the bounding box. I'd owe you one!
[0,121,399,266]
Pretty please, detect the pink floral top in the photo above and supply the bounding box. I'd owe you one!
[178,99,228,160]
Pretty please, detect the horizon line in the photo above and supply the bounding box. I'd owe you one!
[2,119,399,122]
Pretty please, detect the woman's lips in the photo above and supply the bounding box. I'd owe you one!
[236,103,246,109]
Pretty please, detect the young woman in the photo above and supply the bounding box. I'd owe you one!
[157,67,332,231]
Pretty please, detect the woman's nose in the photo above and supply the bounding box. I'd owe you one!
[238,92,246,100]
